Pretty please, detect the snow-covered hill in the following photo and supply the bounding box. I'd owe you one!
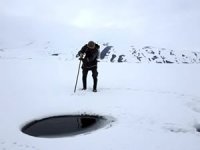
[1,41,200,64]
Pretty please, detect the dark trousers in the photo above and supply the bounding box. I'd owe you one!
[82,67,98,90]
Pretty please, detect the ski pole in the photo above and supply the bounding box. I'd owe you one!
[74,59,81,93]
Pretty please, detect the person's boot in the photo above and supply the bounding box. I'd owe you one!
[83,75,87,90]
[93,89,97,92]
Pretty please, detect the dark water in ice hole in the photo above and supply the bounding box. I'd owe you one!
[21,115,114,138]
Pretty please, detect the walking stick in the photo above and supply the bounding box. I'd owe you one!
[74,59,82,93]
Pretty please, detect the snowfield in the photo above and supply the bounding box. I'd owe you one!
[0,57,200,150]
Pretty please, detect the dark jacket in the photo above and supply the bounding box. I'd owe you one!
[78,44,100,69]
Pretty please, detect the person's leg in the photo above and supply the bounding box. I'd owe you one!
[92,67,98,91]
[82,68,88,90]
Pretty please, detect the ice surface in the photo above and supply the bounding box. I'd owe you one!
[0,50,200,150]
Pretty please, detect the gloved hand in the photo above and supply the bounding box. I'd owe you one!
[76,52,84,58]
[76,54,79,58]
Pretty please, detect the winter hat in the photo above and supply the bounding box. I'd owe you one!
[87,41,95,49]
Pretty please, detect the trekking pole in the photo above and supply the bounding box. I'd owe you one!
[74,59,82,93]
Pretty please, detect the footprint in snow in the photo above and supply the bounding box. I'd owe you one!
[162,123,192,133]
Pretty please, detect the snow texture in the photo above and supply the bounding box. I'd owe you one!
[0,44,200,150]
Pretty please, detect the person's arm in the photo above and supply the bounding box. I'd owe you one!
[76,45,87,57]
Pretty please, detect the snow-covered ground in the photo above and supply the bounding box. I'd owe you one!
[0,56,200,150]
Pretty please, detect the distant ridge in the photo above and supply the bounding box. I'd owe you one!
[1,41,200,64]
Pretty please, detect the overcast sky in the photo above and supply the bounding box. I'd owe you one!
[0,0,200,51]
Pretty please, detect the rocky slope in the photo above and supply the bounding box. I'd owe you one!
[100,43,200,64]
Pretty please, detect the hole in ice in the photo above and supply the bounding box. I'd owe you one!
[21,114,114,138]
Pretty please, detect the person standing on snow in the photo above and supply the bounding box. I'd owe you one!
[76,41,100,92]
